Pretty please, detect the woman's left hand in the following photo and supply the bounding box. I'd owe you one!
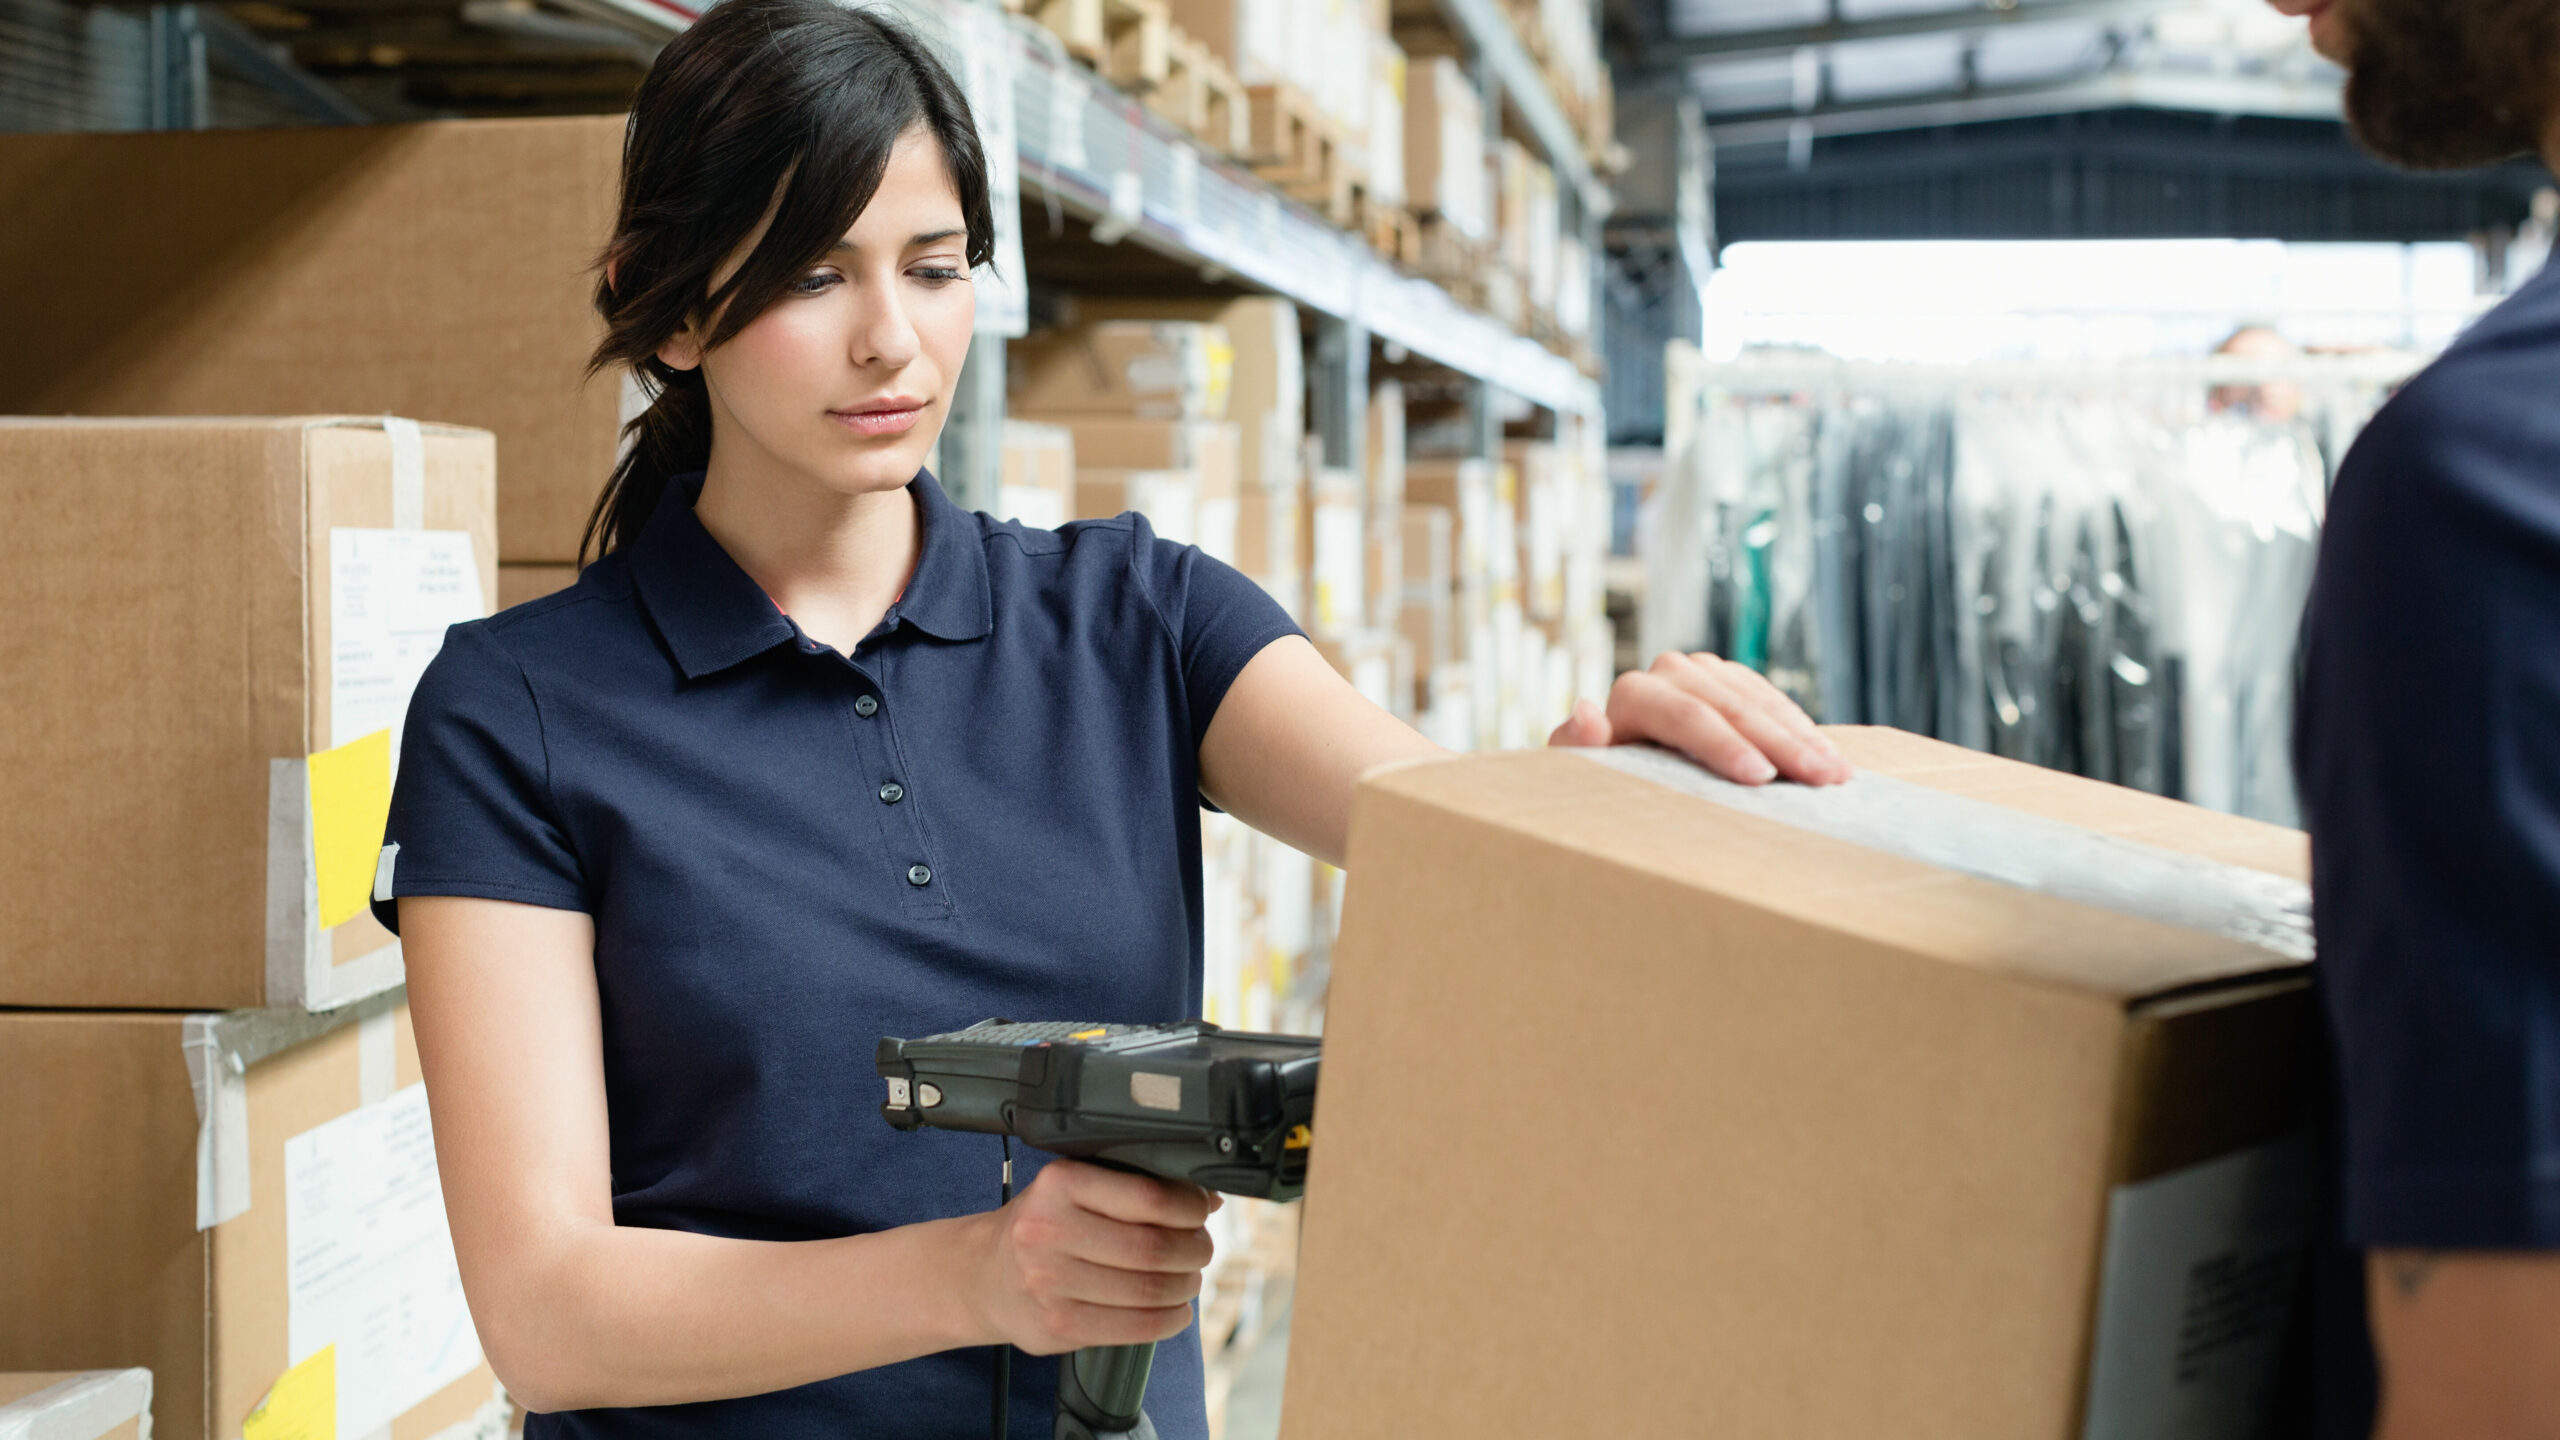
[1548,650,1850,788]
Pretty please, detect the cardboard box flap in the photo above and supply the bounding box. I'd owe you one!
[1360,744,2307,1005]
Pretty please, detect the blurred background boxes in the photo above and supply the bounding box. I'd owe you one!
[0,417,496,1011]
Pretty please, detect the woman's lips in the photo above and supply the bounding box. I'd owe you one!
[829,404,924,437]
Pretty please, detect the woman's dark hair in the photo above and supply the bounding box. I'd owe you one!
[582,0,995,562]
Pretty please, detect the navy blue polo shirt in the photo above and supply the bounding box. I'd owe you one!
[2294,255,2560,1436]
[375,470,1301,1439]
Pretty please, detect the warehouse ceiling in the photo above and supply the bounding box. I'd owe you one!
[1607,0,2553,241]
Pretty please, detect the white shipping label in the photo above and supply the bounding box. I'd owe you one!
[2081,1133,2316,1440]
[330,529,486,760]
[286,1083,483,1438]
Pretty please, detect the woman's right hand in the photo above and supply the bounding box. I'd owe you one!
[968,1159,1222,1355]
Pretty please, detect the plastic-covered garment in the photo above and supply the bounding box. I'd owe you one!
[1650,358,2396,823]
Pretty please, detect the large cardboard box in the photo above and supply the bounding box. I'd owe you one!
[1289,728,2320,1440]
[0,418,498,1011]
[0,1000,504,1440]
[1009,322,1233,421]
[0,1371,152,1440]
[0,118,623,565]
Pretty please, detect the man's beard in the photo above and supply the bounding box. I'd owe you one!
[2340,0,2556,170]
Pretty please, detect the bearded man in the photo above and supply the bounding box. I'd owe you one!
[2266,1,2560,1437]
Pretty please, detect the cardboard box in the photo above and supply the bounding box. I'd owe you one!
[1165,0,1292,84]
[0,118,624,565]
[0,1371,151,1440]
[1404,57,1486,240]
[1071,298,1301,495]
[1287,728,2322,1440]
[0,1000,505,1440]
[1313,629,1411,722]
[997,420,1076,532]
[1075,468,1201,548]
[1305,468,1365,637]
[0,418,498,1011]
[1009,321,1233,421]
[499,563,580,610]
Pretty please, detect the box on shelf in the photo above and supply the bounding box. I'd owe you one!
[1363,377,1407,516]
[1075,468,1201,548]
[0,417,497,1011]
[1494,139,1537,278]
[1509,440,1568,621]
[1363,36,1407,211]
[1074,298,1302,495]
[1009,321,1233,421]
[1396,505,1455,713]
[1234,475,1306,616]
[1403,57,1485,241]
[1287,728,2322,1439]
[0,1371,151,1440]
[1165,0,1292,85]
[0,999,506,1440]
[1305,469,1366,636]
[500,562,581,609]
[998,419,1077,532]
[0,117,624,565]
[1313,630,1411,722]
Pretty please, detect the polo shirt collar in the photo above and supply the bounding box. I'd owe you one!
[631,468,992,681]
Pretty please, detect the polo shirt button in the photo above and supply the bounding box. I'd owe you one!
[907,864,933,887]
[879,781,906,804]
[854,695,880,718]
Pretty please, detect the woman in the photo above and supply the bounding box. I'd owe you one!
[379,2,1846,1434]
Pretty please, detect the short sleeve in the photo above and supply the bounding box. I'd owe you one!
[2295,370,2560,1248]
[370,621,588,933]
[1129,519,1305,748]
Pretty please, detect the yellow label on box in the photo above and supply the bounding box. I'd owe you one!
[310,730,392,930]
[244,1345,335,1440]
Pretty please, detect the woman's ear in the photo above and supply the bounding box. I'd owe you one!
[658,327,705,373]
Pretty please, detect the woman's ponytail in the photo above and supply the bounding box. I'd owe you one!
[581,361,711,565]
[575,0,994,567]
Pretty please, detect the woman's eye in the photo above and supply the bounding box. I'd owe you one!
[790,272,840,295]
[912,267,964,285]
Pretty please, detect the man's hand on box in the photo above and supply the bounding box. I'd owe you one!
[1548,651,1849,788]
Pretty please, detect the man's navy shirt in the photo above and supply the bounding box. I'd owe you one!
[2295,255,2560,1435]
[375,470,1302,1438]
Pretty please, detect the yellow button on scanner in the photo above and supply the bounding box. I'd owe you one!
[1070,1028,1109,1040]
[1283,1125,1312,1150]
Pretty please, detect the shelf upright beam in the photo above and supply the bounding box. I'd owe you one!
[1311,313,1371,480]
[940,331,1008,514]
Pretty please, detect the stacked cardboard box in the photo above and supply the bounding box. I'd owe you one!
[0,1371,152,1440]
[1403,56,1488,269]
[1010,320,1239,554]
[1285,728,2321,1439]
[996,419,1077,532]
[0,419,505,1438]
[1073,298,1307,614]
[0,119,625,574]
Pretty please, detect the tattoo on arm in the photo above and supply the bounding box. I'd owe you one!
[2386,1251,2443,1299]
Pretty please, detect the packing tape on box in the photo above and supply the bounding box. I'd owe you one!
[1578,745,2315,962]
[0,1368,152,1440]
[184,989,405,1230]
[267,757,407,1012]
[385,415,425,532]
